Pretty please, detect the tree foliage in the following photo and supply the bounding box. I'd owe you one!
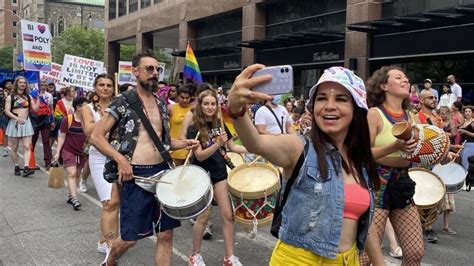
[52,27,104,63]
[120,44,136,61]
[0,45,14,70]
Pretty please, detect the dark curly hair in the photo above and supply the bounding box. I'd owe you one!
[366,66,411,110]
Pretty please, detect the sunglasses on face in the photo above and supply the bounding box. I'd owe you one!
[423,96,435,100]
[142,65,162,74]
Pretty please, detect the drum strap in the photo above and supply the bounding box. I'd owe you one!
[123,90,173,165]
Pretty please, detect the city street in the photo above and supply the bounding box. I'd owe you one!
[0,145,473,265]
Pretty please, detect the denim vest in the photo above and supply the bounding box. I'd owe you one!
[279,141,375,259]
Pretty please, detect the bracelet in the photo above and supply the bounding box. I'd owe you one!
[229,106,247,119]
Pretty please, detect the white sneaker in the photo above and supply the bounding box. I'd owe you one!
[189,252,206,266]
[2,148,9,157]
[223,255,242,266]
[78,179,87,193]
[97,240,109,254]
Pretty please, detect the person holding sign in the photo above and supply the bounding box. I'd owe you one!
[4,76,41,177]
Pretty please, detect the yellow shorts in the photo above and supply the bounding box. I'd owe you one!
[171,148,188,160]
[270,240,359,266]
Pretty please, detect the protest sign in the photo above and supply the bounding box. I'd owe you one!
[60,54,105,91]
[118,61,136,85]
[0,69,40,87]
[40,63,63,90]
[20,19,52,71]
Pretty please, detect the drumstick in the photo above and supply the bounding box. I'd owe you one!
[183,131,200,166]
[451,140,467,162]
[218,105,226,137]
[133,176,172,184]
[248,155,262,167]
[178,132,200,180]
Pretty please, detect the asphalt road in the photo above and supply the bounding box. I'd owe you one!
[0,144,473,265]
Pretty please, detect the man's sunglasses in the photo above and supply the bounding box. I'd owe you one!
[142,65,162,74]
[423,96,436,100]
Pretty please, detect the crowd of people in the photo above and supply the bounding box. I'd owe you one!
[0,50,469,266]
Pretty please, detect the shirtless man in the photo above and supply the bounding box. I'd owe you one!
[91,51,199,266]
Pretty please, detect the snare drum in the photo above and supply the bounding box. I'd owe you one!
[155,165,213,220]
[432,162,467,193]
[228,162,280,232]
[226,152,245,173]
[408,168,446,227]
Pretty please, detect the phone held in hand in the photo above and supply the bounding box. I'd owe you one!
[251,65,293,95]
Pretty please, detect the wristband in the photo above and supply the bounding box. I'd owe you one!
[229,106,247,119]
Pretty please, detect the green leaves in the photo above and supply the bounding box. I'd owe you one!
[0,45,14,70]
[52,27,104,63]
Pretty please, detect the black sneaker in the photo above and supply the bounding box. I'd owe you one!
[424,229,438,243]
[70,197,81,210]
[14,166,21,176]
[22,167,34,177]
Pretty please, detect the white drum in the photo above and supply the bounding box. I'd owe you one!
[432,162,467,194]
[408,168,446,227]
[155,165,213,220]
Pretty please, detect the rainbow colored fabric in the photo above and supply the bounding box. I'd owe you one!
[183,43,203,85]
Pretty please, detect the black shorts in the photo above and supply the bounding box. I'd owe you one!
[120,163,181,241]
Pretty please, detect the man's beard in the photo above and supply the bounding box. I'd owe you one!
[139,77,159,93]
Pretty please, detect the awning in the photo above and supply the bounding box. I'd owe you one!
[348,4,474,35]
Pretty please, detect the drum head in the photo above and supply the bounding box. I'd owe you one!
[156,165,211,208]
[408,168,445,207]
[228,162,280,198]
[432,162,467,186]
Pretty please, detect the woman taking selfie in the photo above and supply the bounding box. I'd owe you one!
[227,65,382,265]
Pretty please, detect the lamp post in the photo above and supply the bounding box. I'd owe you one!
[0,7,23,70]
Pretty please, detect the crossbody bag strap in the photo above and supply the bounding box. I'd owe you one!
[123,90,173,164]
[280,136,310,208]
[264,104,284,134]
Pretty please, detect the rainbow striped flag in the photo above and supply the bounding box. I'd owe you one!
[183,43,203,85]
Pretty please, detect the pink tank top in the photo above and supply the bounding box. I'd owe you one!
[343,183,370,220]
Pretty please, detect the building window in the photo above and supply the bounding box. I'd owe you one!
[154,0,163,4]
[12,0,18,5]
[141,0,151,9]
[119,0,126,16]
[13,10,17,14]
[12,32,17,38]
[129,0,138,13]
[58,16,65,35]
[109,0,116,20]
[13,21,17,26]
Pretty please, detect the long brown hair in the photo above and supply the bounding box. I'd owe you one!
[193,89,220,147]
[309,88,380,190]
[366,66,411,109]
[12,76,30,97]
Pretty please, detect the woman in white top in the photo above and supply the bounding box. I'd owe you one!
[437,83,456,110]
[81,74,119,254]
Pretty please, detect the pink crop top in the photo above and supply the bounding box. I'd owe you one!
[343,183,370,220]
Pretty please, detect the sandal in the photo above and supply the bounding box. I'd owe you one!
[389,247,403,259]
[442,228,457,235]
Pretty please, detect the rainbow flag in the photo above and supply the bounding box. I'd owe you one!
[183,43,203,85]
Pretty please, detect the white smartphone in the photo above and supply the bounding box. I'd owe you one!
[252,65,293,95]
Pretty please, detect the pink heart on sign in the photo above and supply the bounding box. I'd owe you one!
[37,25,46,34]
